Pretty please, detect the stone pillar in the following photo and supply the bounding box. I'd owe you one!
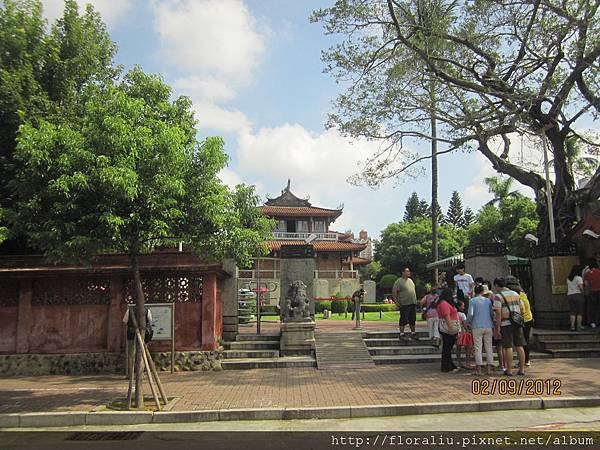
[340,279,355,298]
[279,245,316,356]
[201,272,219,350]
[364,280,376,303]
[279,256,316,317]
[531,243,578,329]
[314,279,329,299]
[463,243,510,283]
[107,276,124,352]
[220,259,238,342]
[16,279,33,354]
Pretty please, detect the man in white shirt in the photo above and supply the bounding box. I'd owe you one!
[454,263,475,300]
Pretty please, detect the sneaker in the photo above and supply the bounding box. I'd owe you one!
[570,327,576,332]
[591,323,596,328]
[525,362,531,367]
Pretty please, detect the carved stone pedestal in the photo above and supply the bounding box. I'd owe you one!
[280,320,315,356]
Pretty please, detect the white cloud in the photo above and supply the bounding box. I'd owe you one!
[218,167,243,188]
[173,76,236,103]
[42,0,133,26]
[237,124,379,201]
[232,123,405,235]
[192,101,251,134]
[152,0,267,82]
[462,153,496,208]
[154,0,269,134]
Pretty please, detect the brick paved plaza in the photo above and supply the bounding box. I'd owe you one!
[2,357,599,415]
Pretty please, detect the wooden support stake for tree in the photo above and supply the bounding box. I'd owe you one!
[143,343,168,405]
[126,338,136,410]
[136,329,162,411]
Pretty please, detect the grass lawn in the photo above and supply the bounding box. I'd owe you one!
[259,311,426,322]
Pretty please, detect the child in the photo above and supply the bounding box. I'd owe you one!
[420,287,440,347]
[456,302,474,369]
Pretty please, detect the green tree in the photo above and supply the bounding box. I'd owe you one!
[0,0,118,252]
[376,218,468,282]
[361,260,381,281]
[403,192,421,222]
[312,0,600,241]
[445,191,465,228]
[403,192,430,221]
[463,208,475,228]
[10,67,273,407]
[312,0,455,283]
[468,180,539,256]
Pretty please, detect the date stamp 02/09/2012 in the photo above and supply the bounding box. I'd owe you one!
[471,378,562,396]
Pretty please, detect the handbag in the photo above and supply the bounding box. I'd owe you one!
[499,292,525,328]
[438,301,460,335]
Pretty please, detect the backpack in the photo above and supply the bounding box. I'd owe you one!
[127,307,153,342]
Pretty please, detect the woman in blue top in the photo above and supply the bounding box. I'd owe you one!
[467,284,495,376]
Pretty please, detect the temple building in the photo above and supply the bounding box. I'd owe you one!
[238,181,370,304]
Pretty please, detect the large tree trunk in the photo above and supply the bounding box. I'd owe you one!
[431,109,439,283]
[131,254,146,409]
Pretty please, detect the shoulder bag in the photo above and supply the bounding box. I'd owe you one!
[438,301,460,335]
[499,292,525,328]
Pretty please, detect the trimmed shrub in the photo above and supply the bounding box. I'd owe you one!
[379,274,398,290]
[315,300,332,314]
[361,303,399,313]
[260,305,279,315]
[331,298,347,314]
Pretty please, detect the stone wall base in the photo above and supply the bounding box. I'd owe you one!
[280,321,315,356]
[0,350,223,376]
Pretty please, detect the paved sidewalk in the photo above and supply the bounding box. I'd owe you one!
[2,358,599,416]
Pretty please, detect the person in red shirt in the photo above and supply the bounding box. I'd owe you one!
[583,260,600,328]
[436,288,460,373]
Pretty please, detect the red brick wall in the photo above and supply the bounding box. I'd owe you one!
[0,307,17,353]
[0,271,224,355]
[28,305,109,353]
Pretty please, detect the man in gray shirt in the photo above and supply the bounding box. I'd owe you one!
[392,267,418,340]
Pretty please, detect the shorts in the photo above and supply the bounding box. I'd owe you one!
[568,293,585,316]
[399,304,416,326]
[501,324,525,349]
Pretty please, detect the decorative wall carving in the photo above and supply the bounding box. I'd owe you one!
[124,274,203,304]
[0,279,19,307]
[32,277,111,306]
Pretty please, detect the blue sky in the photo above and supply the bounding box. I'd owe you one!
[41,0,546,239]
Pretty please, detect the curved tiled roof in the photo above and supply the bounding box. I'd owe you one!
[259,205,343,218]
[342,256,372,266]
[264,240,366,252]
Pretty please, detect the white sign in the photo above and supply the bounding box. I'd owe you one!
[146,304,173,341]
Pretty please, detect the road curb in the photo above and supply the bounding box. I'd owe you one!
[2,396,600,428]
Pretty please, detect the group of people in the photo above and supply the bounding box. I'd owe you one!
[567,260,600,331]
[393,264,533,376]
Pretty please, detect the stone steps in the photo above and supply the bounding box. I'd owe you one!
[314,332,374,369]
[363,338,432,347]
[545,348,600,358]
[362,331,429,339]
[534,331,600,342]
[537,339,600,350]
[227,340,280,350]
[223,350,280,359]
[368,345,441,356]
[236,333,281,341]
[372,351,553,365]
[221,356,317,370]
